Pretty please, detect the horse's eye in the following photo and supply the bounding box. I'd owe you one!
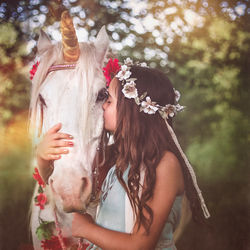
[39,94,47,107]
[96,88,108,102]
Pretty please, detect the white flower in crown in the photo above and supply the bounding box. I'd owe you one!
[124,57,133,66]
[175,103,185,112]
[116,65,131,81]
[174,88,181,103]
[159,104,176,119]
[140,96,159,114]
[140,62,148,67]
[122,81,138,99]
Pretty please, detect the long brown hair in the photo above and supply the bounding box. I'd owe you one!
[99,66,206,233]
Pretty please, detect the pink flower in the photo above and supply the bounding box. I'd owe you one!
[103,58,120,87]
[30,61,40,80]
[35,193,47,210]
[33,167,45,188]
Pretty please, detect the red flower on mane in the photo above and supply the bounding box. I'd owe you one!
[33,167,45,188]
[41,236,69,250]
[35,193,47,210]
[30,61,40,80]
[103,58,120,87]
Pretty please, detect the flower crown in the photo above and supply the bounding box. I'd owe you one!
[104,57,184,119]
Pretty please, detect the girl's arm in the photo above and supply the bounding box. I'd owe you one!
[72,151,185,250]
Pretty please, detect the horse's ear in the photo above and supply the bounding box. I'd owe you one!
[37,30,52,55]
[94,26,109,67]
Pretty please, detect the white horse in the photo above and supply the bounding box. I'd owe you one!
[29,11,109,249]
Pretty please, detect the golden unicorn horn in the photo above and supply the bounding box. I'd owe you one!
[61,10,80,62]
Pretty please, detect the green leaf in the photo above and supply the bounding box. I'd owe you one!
[134,97,140,105]
[38,185,43,193]
[139,92,147,101]
[35,221,55,241]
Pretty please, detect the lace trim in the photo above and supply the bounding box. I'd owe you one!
[155,238,175,250]
[101,167,116,202]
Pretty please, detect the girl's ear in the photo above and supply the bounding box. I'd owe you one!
[94,26,110,67]
[37,30,52,55]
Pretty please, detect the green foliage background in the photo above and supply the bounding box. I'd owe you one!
[0,0,249,249]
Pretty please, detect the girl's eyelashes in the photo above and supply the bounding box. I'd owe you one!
[96,88,109,103]
[107,94,113,103]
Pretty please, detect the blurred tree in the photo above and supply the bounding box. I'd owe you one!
[0,0,249,127]
[0,21,31,127]
[168,15,250,250]
[169,16,250,178]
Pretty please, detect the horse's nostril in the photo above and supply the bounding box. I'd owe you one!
[49,179,55,192]
[81,177,88,190]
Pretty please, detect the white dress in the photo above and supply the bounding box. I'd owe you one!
[87,166,182,250]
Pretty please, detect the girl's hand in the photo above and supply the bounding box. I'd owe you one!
[72,213,94,238]
[36,122,74,162]
[36,123,74,182]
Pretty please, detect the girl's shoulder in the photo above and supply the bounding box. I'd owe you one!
[156,151,184,196]
[159,151,181,169]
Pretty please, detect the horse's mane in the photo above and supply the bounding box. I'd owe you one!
[29,42,63,134]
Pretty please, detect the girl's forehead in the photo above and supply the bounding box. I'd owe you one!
[108,78,118,96]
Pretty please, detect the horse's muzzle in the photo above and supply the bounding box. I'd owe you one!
[50,176,92,213]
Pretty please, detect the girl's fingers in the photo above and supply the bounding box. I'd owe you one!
[52,133,73,140]
[47,123,62,134]
[47,154,61,160]
[45,147,69,160]
[51,140,74,148]
[48,148,69,155]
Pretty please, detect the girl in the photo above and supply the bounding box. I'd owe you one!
[36,58,210,249]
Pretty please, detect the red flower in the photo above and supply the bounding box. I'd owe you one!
[30,61,40,80]
[71,242,90,250]
[33,167,45,188]
[35,193,47,210]
[103,58,120,87]
[41,236,69,250]
[82,242,90,249]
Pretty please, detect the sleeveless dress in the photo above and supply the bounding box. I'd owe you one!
[87,166,182,250]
